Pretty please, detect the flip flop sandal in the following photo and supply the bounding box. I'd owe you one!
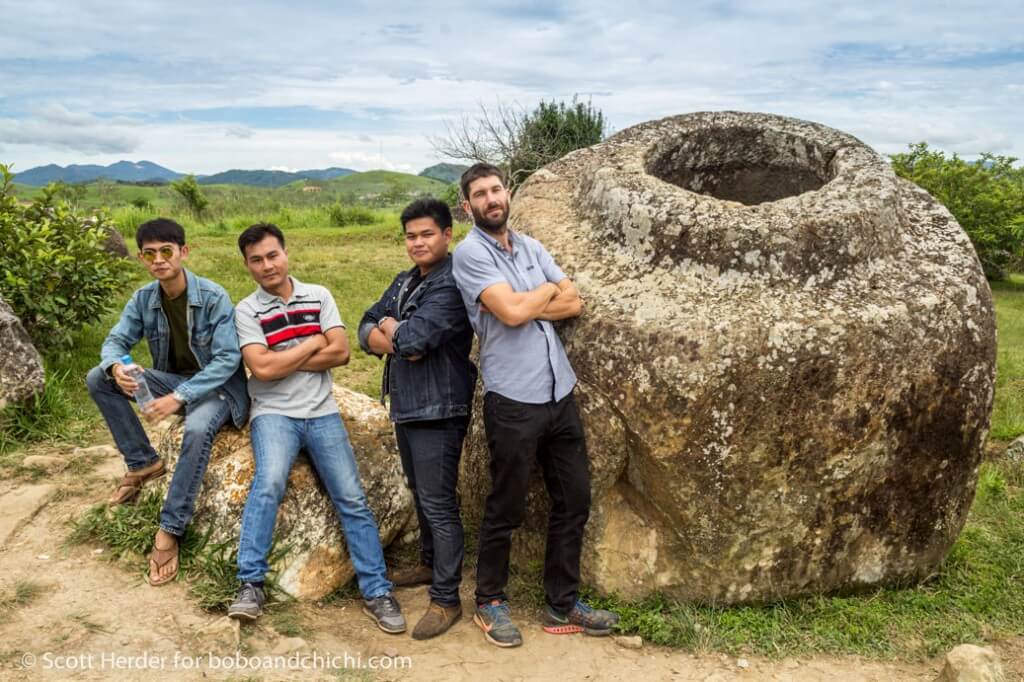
[109,460,166,505]
[148,543,179,586]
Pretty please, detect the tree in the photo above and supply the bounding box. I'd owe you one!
[890,143,1024,280]
[433,96,606,191]
[170,174,209,219]
[0,165,128,350]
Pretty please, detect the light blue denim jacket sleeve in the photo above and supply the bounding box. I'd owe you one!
[172,287,242,405]
[99,290,146,374]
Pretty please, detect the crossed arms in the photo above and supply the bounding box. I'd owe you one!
[479,278,582,327]
[241,327,349,381]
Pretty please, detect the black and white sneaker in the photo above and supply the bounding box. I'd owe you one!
[227,582,265,621]
[363,592,406,633]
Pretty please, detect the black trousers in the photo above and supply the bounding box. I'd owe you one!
[394,417,467,606]
[474,391,591,614]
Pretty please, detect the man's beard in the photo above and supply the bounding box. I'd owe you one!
[471,201,509,232]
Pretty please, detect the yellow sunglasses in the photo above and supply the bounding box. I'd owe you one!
[140,246,177,263]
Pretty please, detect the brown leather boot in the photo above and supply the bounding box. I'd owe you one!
[389,563,433,587]
[412,601,462,640]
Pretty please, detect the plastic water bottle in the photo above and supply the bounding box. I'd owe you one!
[120,354,154,410]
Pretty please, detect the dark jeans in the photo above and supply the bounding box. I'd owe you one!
[475,392,591,614]
[395,417,467,606]
[85,365,231,537]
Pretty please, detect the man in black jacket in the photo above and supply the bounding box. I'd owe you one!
[358,198,476,640]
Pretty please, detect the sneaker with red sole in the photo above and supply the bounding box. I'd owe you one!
[542,600,619,636]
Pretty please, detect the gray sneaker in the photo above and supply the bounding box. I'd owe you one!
[474,599,523,648]
[227,582,265,621]
[363,592,406,634]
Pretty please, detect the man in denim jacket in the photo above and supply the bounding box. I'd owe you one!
[86,218,248,586]
[358,198,476,640]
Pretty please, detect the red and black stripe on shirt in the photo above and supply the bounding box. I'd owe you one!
[257,303,322,347]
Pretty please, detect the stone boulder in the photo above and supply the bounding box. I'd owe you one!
[85,215,129,258]
[937,644,1005,682]
[0,295,45,410]
[459,112,996,603]
[156,384,414,600]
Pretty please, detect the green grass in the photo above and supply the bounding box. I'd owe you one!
[990,274,1024,440]
[66,489,289,610]
[0,579,45,624]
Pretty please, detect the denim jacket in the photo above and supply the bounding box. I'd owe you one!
[358,256,476,423]
[99,269,249,427]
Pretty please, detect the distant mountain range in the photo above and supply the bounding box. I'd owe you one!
[419,163,468,184]
[197,167,355,187]
[12,160,181,186]
[11,160,451,188]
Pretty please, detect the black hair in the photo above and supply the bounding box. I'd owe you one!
[136,218,185,250]
[237,222,286,257]
[459,163,506,202]
[400,198,453,233]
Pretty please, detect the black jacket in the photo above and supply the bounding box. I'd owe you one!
[357,256,476,423]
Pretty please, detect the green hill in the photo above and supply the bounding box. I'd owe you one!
[419,163,468,184]
[329,170,446,195]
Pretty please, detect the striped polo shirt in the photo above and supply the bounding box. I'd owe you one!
[234,276,345,420]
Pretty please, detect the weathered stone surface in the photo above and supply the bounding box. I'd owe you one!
[157,384,414,600]
[937,644,1005,682]
[0,295,45,410]
[102,226,129,258]
[459,112,996,603]
[1004,435,1024,462]
[0,484,55,546]
[21,455,66,470]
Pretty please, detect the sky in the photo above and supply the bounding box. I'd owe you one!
[0,1,1021,175]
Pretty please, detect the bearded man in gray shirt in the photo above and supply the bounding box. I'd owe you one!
[452,164,619,648]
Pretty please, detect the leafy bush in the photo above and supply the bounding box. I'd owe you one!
[0,164,130,351]
[329,203,378,227]
[890,143,1024,280]
[507,97,605,188]
[170,174,209,219]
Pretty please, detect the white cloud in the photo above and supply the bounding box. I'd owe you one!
[0,104,140,155]
[0,1,1020,170]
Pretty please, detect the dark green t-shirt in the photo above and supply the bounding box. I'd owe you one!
[161,287,200,377]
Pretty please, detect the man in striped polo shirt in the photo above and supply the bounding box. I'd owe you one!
[227,223,404,634]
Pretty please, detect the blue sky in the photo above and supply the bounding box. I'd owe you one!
[0,1,1021,174]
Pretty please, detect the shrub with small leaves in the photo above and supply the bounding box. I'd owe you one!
[329,203,378,227]
[0,164,130,351]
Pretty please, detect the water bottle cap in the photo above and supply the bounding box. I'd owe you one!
[120,354,133,364]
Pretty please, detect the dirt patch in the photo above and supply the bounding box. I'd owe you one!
[0,441,1017,681]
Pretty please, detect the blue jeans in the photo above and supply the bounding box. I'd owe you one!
[86,365,232,537]
[236,413,393,599]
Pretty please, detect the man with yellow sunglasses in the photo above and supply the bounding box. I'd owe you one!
[86,218,249,586]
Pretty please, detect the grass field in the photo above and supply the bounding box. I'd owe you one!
[10,169,448,218]
[3,205,1024,661]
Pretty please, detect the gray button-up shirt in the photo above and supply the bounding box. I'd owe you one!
[452,225,577,404]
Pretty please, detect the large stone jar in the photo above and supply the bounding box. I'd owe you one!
[459,111,996,603]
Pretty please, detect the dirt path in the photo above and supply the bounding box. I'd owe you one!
[0,443,1014,681]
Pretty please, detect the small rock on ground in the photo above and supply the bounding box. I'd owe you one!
[615,635,643,650]
[937,644,1005,682]
[21,455,66,470]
